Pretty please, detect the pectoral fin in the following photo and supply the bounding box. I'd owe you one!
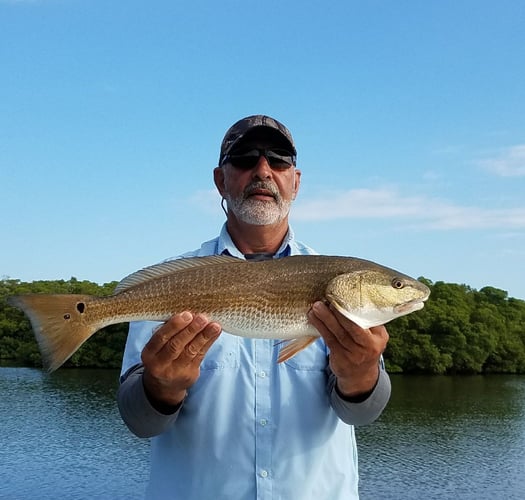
[277,336,317,363]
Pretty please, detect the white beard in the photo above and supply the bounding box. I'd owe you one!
[225,195,292,226]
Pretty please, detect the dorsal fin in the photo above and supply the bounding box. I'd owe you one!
[114,255,242,294]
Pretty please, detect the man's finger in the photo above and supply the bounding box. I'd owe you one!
[184,324,222,365]
[142,312,194,361]
[180,322,222,362]
[159,314,211,360]
[307,306,338,347]
[144,312,212,365]
[310,301,362,349]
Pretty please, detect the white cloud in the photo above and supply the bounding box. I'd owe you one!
[292,188,425,220]
[291,187,525,230]
[188,185,525,230]
[478,144,525,177]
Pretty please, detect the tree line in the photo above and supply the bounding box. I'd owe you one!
[1,276,524,374]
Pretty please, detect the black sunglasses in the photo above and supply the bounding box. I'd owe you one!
[221,148,296,170]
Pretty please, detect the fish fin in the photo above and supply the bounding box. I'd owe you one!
[277,336,318,363]
[115,255,242,294]
[7,294,99,372]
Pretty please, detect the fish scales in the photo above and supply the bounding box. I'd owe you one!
[100,256,333,337]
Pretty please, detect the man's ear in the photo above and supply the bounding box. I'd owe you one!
[292,169,301,199]
[214,167,226,197]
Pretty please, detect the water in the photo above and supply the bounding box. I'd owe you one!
[0,368,149,500]
[1,369,524,500]
[357,375,525,500]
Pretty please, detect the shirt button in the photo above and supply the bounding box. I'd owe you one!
[260,419,268,426]
[260,470,269,478]
[259,371,267,378]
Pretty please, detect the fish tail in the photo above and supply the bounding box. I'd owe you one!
[7,294,99,372]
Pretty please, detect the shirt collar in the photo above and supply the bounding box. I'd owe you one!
[217,223,294,259]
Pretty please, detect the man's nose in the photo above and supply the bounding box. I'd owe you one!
[252,155,272,178]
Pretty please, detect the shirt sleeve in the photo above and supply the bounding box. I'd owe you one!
[117,364,183,438]
[327,361,391,426]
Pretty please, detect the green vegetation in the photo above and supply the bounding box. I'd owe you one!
[1,277,524,373]
[386,278,525,374]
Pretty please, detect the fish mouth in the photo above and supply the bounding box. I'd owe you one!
[394,299,426,314]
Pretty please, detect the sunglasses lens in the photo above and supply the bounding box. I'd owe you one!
[228,152,260,169]
[226,149,295,170]
[265,150,295,169]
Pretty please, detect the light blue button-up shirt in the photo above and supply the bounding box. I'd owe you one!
[119,224,390,500]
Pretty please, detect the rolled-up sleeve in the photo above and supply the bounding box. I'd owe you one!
[328,362,391,426]
[117,364,182,438]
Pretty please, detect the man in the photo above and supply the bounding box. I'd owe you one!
[118,115,391,499]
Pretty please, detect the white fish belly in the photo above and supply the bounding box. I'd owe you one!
[214,309,320,340]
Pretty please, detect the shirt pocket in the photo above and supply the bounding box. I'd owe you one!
[200,333,240,370]
[283,338,328,371]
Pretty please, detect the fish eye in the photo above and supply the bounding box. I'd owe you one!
[392,278,405,289]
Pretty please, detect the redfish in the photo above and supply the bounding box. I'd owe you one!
[8,255,430,371]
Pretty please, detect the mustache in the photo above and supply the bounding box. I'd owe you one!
[243,181,281,201]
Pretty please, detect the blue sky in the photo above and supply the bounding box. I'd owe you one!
[1,0,524,300]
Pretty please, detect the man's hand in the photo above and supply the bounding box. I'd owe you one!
[308,301,389,399]
[141,312,222,410]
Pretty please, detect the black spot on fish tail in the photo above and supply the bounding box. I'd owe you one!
[76,302,86,314]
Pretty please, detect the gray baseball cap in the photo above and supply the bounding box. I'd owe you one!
[219,115,296,165]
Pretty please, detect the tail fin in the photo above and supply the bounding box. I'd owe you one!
[7,294,98,372]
